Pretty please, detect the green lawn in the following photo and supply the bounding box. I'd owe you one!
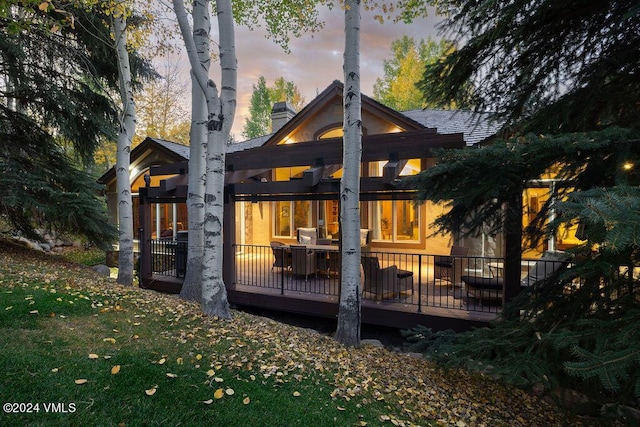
[0,242,581,426]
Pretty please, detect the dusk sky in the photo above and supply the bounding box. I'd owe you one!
[197,5,444,138]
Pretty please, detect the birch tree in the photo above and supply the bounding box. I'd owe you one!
[173,0,236,317]
[113,9,137,286]
[335,0,362,347]
[179,3,208,302]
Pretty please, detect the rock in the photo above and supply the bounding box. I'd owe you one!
[405,352,424,359]
[361,339,384,348]
[39,243,51,252]
[16,236,44,251]
[92,264,111,276]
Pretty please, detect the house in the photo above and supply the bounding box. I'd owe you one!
[98,81,580,330]
[99,81,501,255]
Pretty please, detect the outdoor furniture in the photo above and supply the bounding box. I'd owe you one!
[290,244,317,281]
[461,250,572,304]
[434,246,469,284]
[297,227,318,245]
[270,241,291,272]
[360,229,371,251]
[315,239,332,275]
[361,255,413,300]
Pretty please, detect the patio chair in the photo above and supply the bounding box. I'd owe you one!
[290,244,317,282]
[461,250,572,304]
[361,255,413,300]
[360,229,371,251]
[434,246,469,284]
[270,241,291,272]
[297,227,317,245]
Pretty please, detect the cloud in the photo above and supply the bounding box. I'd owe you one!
[180,5,443,138]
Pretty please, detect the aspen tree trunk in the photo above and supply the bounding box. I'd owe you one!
[335,0,362,347]
[114,14,136,286]
[173,0,236,318]
[180,6,209,302]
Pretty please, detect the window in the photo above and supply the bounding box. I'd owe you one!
[369,200,419,242]
[369,159,421,177]
[274,201,311,238]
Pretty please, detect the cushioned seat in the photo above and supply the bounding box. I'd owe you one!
[361,255,414,300]
[461,251,572,304]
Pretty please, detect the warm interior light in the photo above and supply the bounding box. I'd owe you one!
[623,162,634,171]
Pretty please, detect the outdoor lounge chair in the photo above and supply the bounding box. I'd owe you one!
[290,244,317,282]
[461,250,572,303]
[434,246,469,284]
[270,241,291,272]
[297,227,317,245]
[361,255,413,300]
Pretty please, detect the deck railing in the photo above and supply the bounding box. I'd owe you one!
[233,244,511,314]
[146,240,575,315]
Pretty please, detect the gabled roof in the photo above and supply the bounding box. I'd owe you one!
[97,137,190,185]
[98,82,501,187]
[401,109,501,146]
[265,80,426,146]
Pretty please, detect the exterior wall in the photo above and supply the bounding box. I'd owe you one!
[245,201,271,246]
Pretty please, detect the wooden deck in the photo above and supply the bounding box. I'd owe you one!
[141,248,502,331]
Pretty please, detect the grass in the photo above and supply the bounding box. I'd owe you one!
[0,242,586,427]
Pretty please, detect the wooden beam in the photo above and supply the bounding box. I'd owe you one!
[303,166,324,186]
[225,129,461,172]
[160,174,188,192]
[150,161,188,176]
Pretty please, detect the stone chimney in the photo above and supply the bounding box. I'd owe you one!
[270,102,296,133]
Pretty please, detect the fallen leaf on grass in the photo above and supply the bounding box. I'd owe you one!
[29,310,38,314]
[214,388,224,399]
[202,399,213,405]
[145,387,157,396]
[157,358,166,365]
[103,337,116,344]
[111,365,121,375]
[88,353,99,359]
[243,397,250,405]
[225,388,234,396]
[75,379,88,385]
[166,373,178,378]
[293,391,301,397]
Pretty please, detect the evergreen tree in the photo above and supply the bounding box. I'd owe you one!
[241,76,304,139]
[402,0,640,412]
[242,76,271,139]
[0,3,153,246]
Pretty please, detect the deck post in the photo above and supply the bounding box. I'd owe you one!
[503,193,523,309]
[417,254,422,313]
[223,191,236,289]
[138,187,152,281]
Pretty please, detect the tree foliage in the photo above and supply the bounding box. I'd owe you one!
[419,0,640,133]
[402,0,640,411]
[0,2,150,246]
[373,36,460,111]
[241,76,304,140]
[134,58,190,146]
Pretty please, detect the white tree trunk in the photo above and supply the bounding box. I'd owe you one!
[335,0,362,347]
[114,14,136,286]
[173,0,236,318]
[180,4,209,302]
